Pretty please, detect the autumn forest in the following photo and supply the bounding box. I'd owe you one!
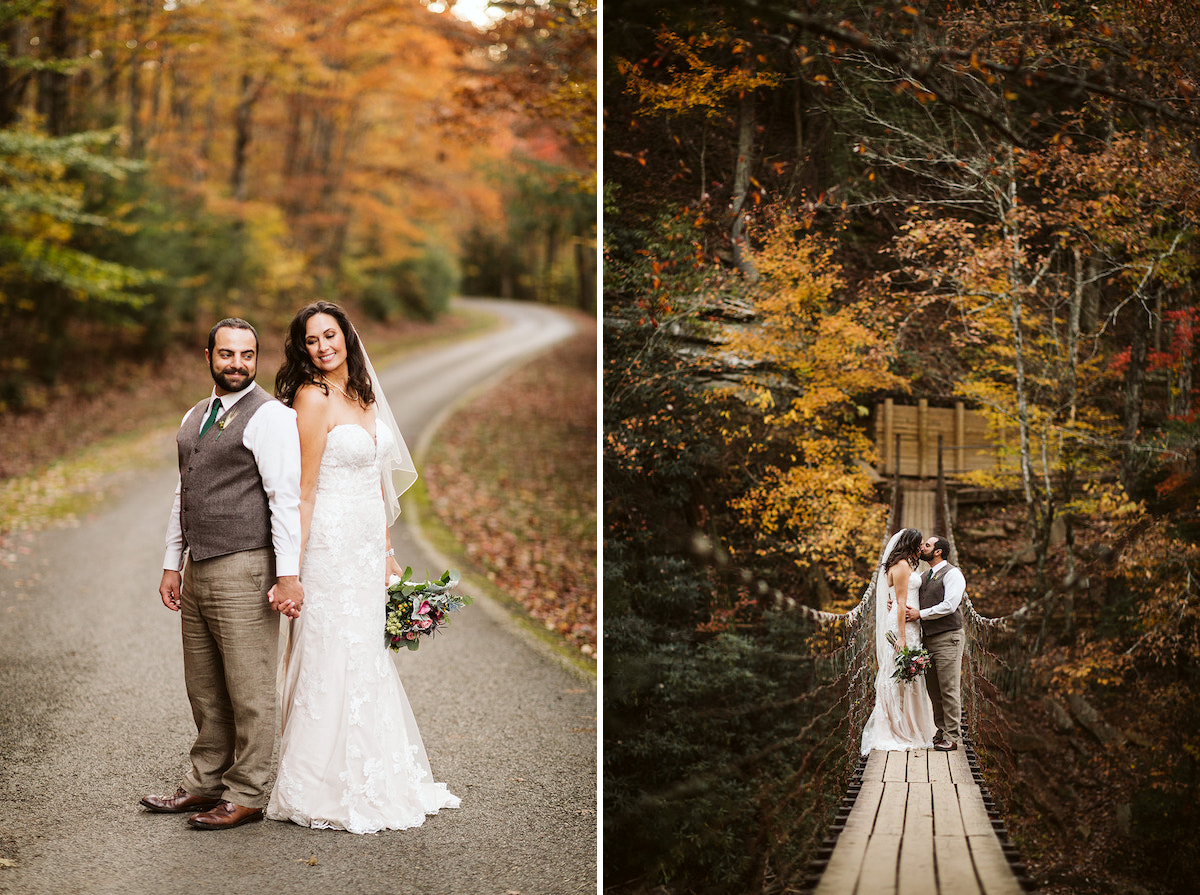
[8,0,1200,891]
[604,2,1199,894]
[0,0,596,413]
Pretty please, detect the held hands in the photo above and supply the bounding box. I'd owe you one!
[268,575,305,618]
[159,569,183,612]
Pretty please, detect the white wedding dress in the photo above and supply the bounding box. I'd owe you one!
[268,422,460,832]
[859,563,936,754]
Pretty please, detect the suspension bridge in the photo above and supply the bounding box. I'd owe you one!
[790,446,1037,894]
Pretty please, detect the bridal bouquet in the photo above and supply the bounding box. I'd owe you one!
[384,567,473,652]
[886,631,931,682]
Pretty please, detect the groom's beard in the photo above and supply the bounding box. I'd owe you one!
[210,363,255,393]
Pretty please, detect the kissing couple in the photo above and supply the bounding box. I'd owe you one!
[860,528,967,755]
[141,302,460,832]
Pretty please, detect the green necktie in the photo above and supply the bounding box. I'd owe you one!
[199,399,222,437]
[926,569,934,583]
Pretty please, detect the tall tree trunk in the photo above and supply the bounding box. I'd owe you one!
[128,43,143,156]
[231,73,264,201]
[729,89,758,282]
[0,19,30,127]
[788,74,806,199]
[574,237,593,312]
[1120,308,1150,494]
[37,2,70,137]
[1068,247,1084,427]
[200,74,217,181]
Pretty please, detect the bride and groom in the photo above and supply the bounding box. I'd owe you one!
[142,304,460,832]
[860,528,967,755]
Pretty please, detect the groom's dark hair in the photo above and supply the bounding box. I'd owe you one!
[208,318,259,354]
[932,537,951,561]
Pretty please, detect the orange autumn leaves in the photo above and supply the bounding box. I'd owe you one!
[716,219,901,596]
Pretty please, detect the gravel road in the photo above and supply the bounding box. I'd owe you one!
[0,298,597,895]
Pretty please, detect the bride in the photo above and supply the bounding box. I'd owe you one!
[266,300,460,832]
[859,527,935,755]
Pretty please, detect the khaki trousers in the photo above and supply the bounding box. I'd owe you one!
[179,547,278,808]
[923,628,965,744]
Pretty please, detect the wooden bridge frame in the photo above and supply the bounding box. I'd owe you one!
[875,399,1011,480]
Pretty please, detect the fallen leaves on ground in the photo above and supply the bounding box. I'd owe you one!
[424,318,597,657]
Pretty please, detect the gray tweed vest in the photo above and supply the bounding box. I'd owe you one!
[918,563,964,636]
[176,384,274,562]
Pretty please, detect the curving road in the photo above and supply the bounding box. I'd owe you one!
[0,298,596,895]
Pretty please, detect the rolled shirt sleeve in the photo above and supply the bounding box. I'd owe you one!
[243,400,303,577]
[919,564,966,619]
[162,406,196,572]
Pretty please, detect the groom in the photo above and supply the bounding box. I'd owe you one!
[904,535,966,752]
[141,318,304,829]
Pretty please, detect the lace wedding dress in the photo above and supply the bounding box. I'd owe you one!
[859,561,936,755]
[267,422,460,832]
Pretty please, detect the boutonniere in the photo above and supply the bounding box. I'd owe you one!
[215,409,238,439]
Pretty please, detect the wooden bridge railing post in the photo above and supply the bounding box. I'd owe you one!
[936,434,946,536]
[889,433,902,536]
[917,398,929,479]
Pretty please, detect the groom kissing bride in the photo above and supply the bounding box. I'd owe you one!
[860,529,967,755]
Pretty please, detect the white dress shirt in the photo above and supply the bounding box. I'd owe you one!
[163,384,302,577]
[919,560,966,619]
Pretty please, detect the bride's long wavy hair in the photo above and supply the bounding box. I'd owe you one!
[883,528,922,571]
[275,301,376,409]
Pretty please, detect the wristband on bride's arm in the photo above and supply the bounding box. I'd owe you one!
[384,548,395,557]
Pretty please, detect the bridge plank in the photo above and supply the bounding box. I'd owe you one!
[899,835,936,893]
[968,833,1025,895]
[906,749,929,782]
[899,783,936,894]
[876,781,909,833]
[931,783,964,838]
[842,780,884,838]
[927,751,953,783]
[813,831,870,895]
[857,834,902,893]
[947,746,973,784]
[883,750,909,782]
[935,834,984,894]
[904,782,933,838]
[814,780,884,895]
[864,749,888,782]
[957,783,995,837]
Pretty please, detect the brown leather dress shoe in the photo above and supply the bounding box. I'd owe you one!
[140,787,222,814]
[934,739,958,752]
[187,801,264,830]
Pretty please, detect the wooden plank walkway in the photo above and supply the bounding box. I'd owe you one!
[814,749,1026,895]
[900,489,937,538]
